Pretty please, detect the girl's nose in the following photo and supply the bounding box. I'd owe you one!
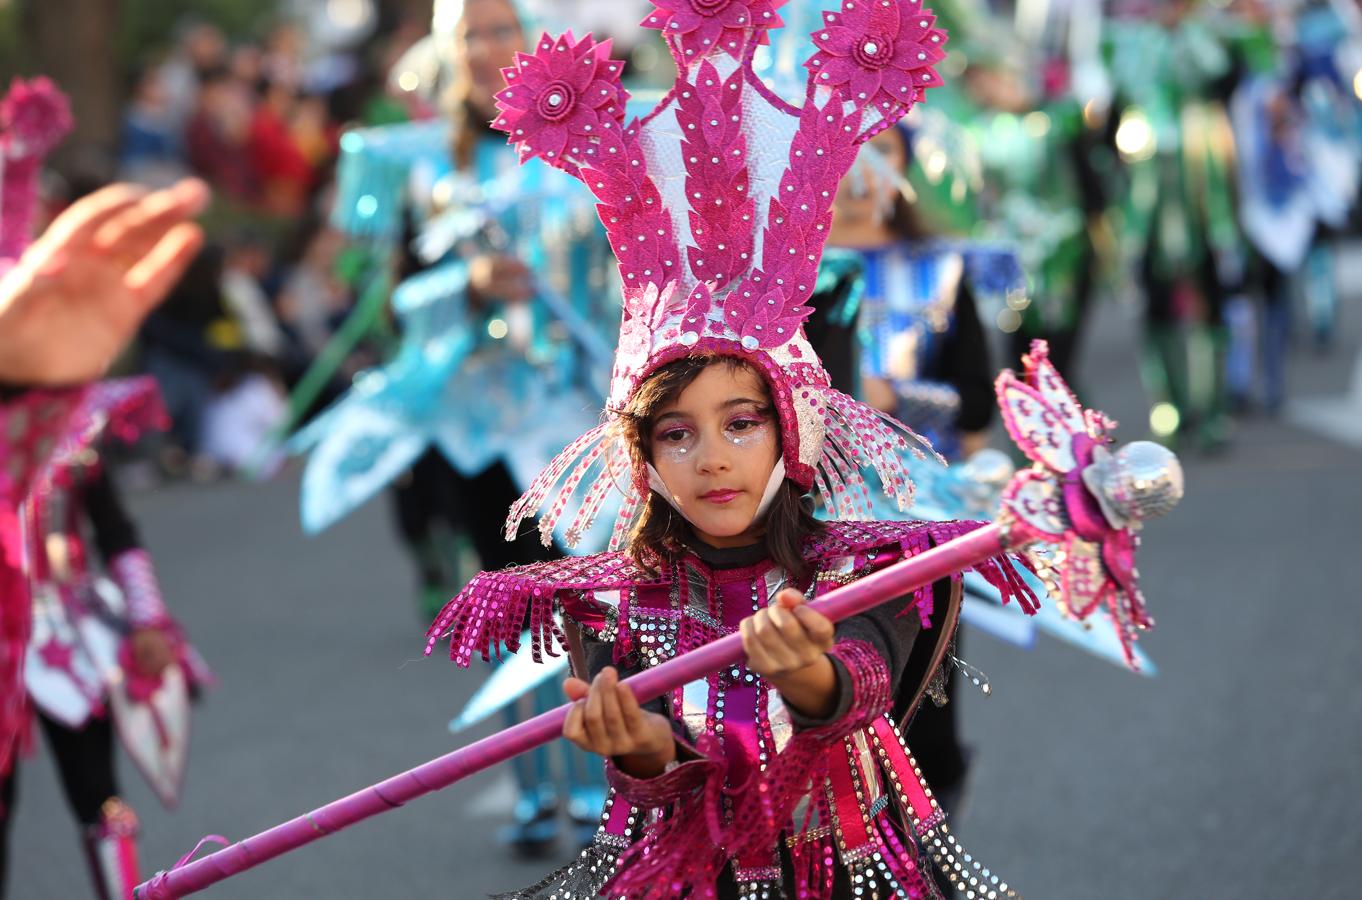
[694,438,732,475]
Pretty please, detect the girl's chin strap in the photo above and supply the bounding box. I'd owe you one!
[646,459,788,529]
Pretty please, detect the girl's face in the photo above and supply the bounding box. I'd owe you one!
[649,363,781,549]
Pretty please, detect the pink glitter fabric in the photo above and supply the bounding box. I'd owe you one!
[601,639,895,900]
[486,1,950,549]
[1,378,167,779]
[33,377,170,495]
[0,388,83,780]
[0,77,73,265]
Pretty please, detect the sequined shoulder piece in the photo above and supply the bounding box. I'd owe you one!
[424,551,655,667]
[806,518,987,563]
[808,519,1041,625]
[39,377,168,492]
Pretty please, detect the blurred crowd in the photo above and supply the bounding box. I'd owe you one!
[38,0,1359,482]
[82,14,437,480]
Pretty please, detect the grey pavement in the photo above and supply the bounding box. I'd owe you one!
[10,263,1362,898]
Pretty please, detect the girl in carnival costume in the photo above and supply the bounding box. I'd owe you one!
[0,79,211,900]
[2,382,213,900]
[428,2,1041,896]
[291,0,619,852]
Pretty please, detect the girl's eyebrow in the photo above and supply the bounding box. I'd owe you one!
[719,397,768,411]
[655,397,767,425]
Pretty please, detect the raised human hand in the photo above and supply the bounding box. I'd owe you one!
[0,179,209,385]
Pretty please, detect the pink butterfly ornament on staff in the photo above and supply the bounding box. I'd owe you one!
[996,340,1184,668]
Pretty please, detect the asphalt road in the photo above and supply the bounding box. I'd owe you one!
[10,263,1362,899]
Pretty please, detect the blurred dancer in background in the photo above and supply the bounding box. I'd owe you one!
[0,83,209,900]
[1106,1,1246,451]
[290,0,618,854]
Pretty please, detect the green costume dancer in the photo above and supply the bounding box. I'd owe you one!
[1105,2,1254,450]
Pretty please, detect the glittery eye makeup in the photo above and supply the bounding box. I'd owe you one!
[652,421,695,462]
[650,398,773,465]
[724,409,773,448]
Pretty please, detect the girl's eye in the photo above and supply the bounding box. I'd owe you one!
[727,414,767,432]
[658,428,690,443]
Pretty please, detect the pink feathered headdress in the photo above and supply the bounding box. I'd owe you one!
[493,0,949,549]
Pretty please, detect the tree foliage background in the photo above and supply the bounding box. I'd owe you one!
[0,0,283,172]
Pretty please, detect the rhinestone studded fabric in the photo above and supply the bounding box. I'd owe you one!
[448,518,1031,898]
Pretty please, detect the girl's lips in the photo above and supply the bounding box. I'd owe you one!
[700,489,741,504]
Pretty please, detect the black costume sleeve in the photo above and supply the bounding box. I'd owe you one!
[81,465,143,563]
[784,579,944,729]
[942,281,995,435]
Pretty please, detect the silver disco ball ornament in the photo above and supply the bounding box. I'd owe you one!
[1082,442,1185,529]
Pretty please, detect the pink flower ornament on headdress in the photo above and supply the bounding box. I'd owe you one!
[495,32,628,167]
[641,0,787,61]
[807,0,947,114]
[493,1,950,549]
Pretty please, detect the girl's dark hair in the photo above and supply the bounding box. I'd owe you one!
[881,125,931,241]
[618,355,823,580]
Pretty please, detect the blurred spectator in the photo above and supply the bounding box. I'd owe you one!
[295,93,338,170]
[160,20,229,134]
[248,79,314,216]
[185,68,256,202]
[229,43,265,90]
[200,360,289,477]
[140,244,235,476]
[277,221,354,361]
[221,232,287,360]
[119,63,188,188]
[262,22,307,92]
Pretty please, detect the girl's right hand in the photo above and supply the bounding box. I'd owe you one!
[563,667,676,778]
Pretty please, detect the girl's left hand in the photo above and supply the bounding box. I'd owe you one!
[740,588,835,681]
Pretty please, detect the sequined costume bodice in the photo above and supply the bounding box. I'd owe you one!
[428,519,1038,899]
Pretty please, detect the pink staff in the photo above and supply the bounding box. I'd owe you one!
[136,343,1185,898]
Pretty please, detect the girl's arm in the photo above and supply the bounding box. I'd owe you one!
[83,465,170,629]
[83,465,176,677]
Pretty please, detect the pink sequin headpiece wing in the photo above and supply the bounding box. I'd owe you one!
[491,2,950,549]
[0,77,73,266]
